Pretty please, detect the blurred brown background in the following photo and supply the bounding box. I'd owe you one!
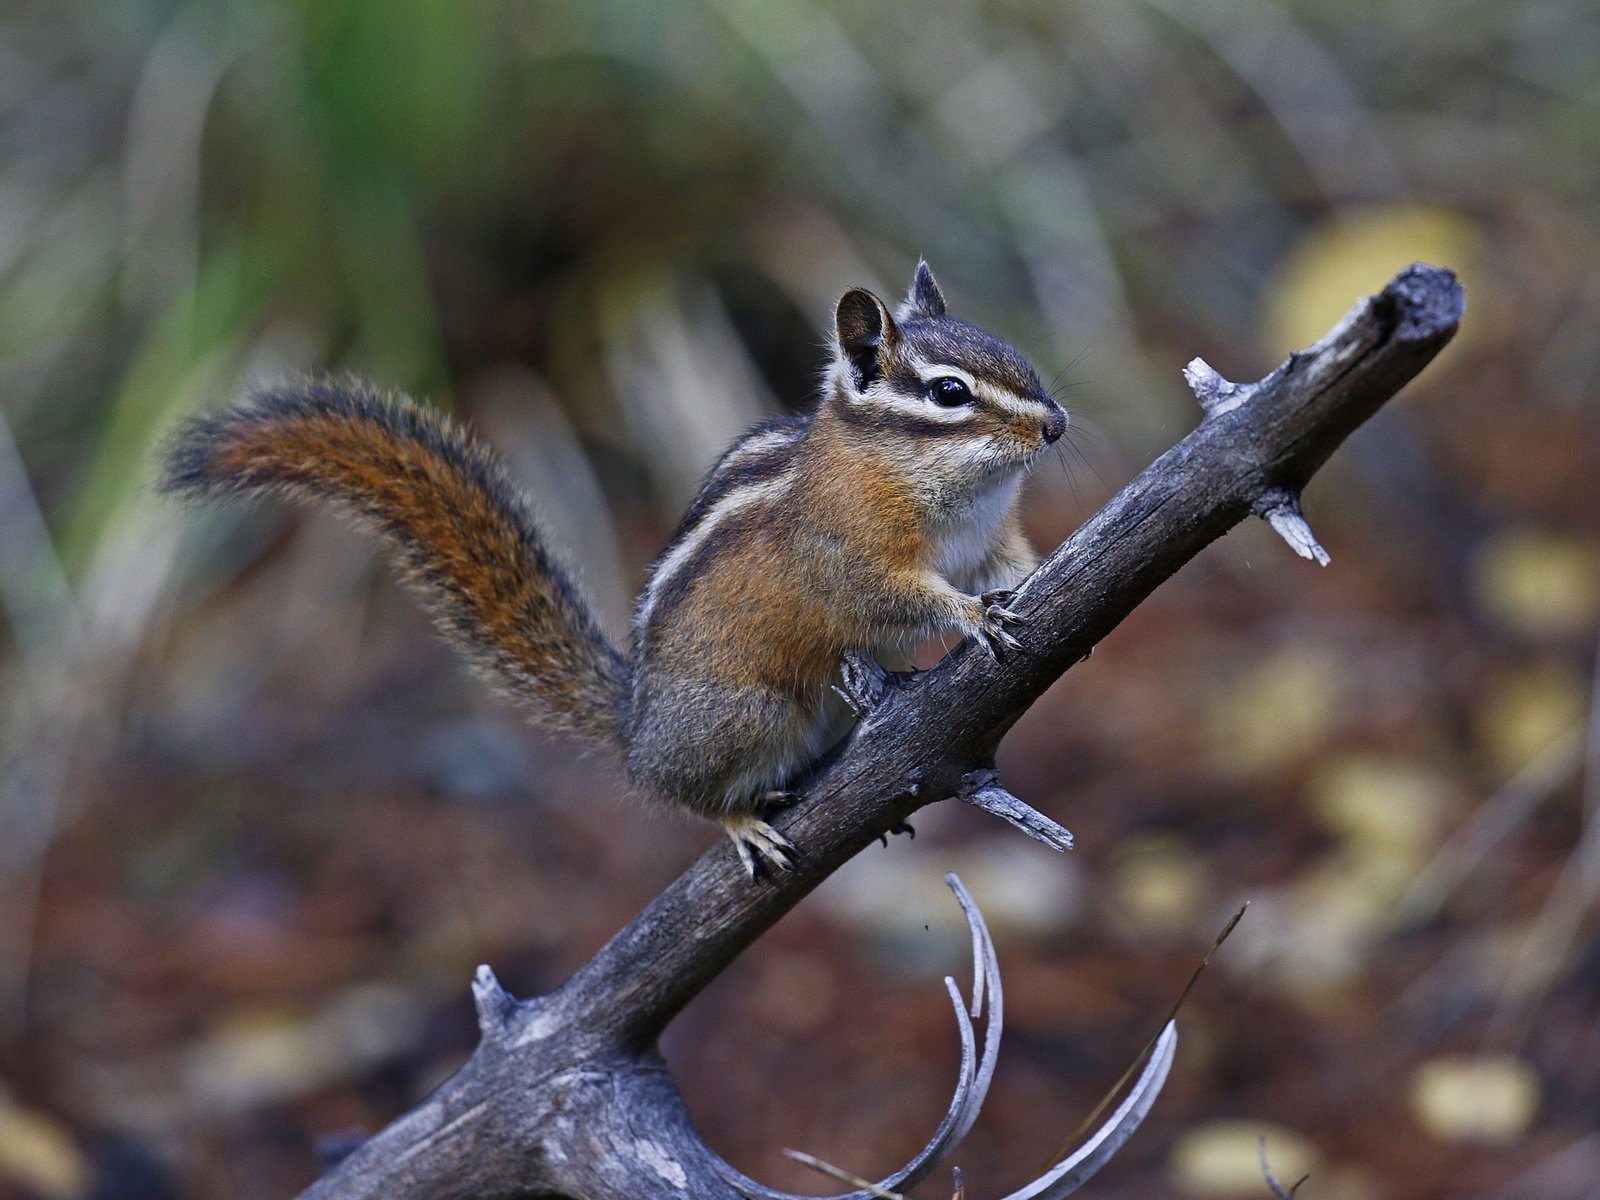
[1,1,1597,1197]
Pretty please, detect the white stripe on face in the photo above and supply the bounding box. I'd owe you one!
[846,377,979,423]
[828,352,970,423]
[906,356,978,394]
[636,471,797,629]
[834,348,1058,430]
[987,385,1055,420]
[856,357,977,423]
[905,354,1056,422]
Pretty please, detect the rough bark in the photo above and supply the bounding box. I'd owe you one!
[297,264,1464,1200]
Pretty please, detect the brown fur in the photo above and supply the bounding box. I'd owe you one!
[160,378,629,749]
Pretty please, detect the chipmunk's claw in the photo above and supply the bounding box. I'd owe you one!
[975,623,1025,662]
[981,589,1026,624]
[976,590,1027,661]
[724,815,796,878]
[877,819,917,847]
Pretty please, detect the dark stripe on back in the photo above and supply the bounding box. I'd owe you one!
[638,501,773,642]
[632,415,806,637]
[653,416,806,564]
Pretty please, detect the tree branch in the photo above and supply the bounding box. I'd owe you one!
[297,264,1463,1200]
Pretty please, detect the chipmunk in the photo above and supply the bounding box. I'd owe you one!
[160,261,1065,876]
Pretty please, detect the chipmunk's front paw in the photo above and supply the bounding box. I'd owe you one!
[833,650,889,716]
[723,814,797,879]
[974,589,1025,662]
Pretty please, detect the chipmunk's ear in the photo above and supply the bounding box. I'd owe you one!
[834,288,899,390]
[897,258,947,321]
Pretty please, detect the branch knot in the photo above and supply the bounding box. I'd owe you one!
[1182,358,1253,417]
[472,964,517,1041]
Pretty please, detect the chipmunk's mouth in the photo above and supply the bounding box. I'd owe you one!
[972,439,1049,480]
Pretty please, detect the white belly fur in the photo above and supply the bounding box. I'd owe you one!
[932,474,1021,582]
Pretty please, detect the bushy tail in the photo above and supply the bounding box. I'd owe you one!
[160,377,630,750]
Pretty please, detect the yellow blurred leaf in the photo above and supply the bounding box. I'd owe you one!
[1268,204,1480,358]
[185,1006,326,1110]
[184,985,426,1110]
[816,840,1082,944]
[1169,1119,1320,1197]
[955,841,1085,938]
[1308,753,1451,857]
[1269,852,1409,999]
[1410,1054,1540,1145]
[1210,648,1347,777]
[1108,835,1209,937]
[1473,529,1600,640]
[1315,1167,1388,1200]
[1477,662,1587,776]
[0,1097,89,1199]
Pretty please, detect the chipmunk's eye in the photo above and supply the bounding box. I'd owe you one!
[929,377,974,407]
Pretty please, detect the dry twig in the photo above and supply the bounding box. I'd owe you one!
[1260,1137,1309,1199]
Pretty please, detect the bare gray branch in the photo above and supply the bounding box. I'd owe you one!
[296,265,1463,1200]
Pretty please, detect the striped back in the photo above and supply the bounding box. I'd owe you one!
[633,415,809,639]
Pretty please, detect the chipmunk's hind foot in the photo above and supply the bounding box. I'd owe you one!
[723,814,797,878]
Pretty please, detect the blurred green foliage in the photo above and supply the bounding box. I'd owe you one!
[7,0,1589,582]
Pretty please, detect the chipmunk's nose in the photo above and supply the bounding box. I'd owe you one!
[1041,412,1067,444]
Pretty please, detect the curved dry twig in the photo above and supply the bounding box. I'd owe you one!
[724,882,1177,1200]
[999,1022,1179,1200]
[718,874,1003,1200]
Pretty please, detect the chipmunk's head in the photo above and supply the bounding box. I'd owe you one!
[824,261,1066,487]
